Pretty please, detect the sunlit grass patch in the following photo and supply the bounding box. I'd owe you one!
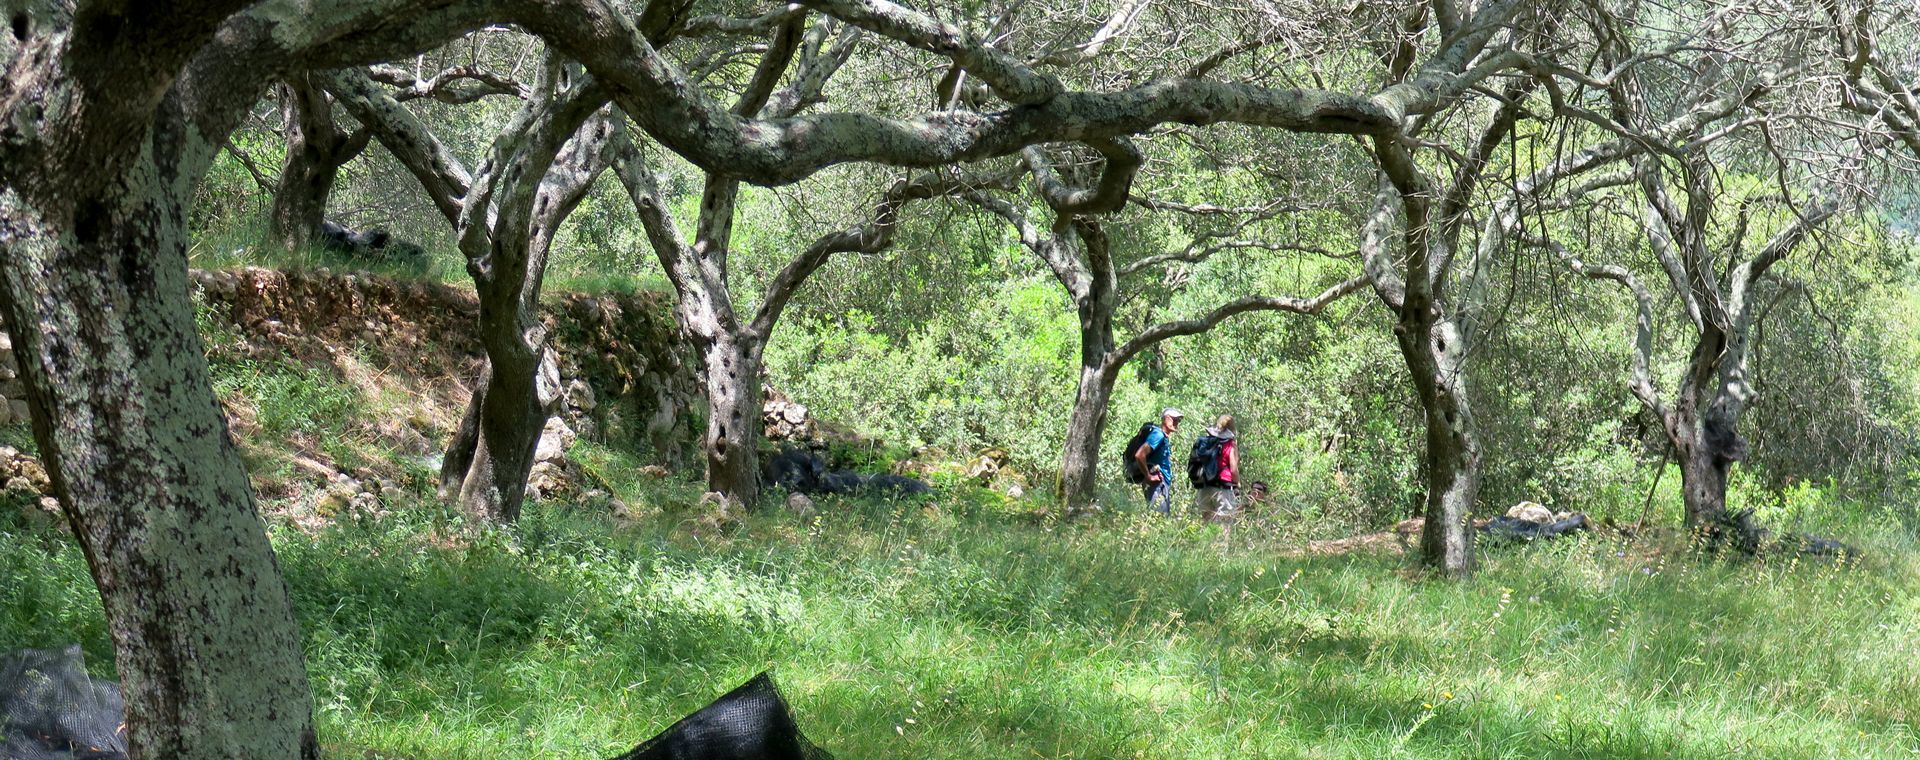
[3,485,1916,758]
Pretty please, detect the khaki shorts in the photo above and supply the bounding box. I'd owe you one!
[1196,485,1240,521]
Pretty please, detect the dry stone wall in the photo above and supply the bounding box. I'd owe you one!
[188,266,705,469]
[2,267,704,517]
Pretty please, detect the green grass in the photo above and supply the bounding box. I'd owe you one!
[185,216,675,298]
[5,487,1916,759]
[189,217,460,283]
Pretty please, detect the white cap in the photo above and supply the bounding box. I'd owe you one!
[1163,408,1184,419]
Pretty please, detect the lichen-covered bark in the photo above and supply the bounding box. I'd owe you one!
[0,174,318,760]
[698,334,766,506]
[1059,362,1119,510]
[506,0,1525,187]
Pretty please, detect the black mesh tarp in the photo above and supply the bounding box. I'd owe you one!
[612,672,833,760]
[0,646,126,760]
[3,650,826,760]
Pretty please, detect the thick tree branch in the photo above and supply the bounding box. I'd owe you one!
[1023,136,1142,215]
[790,0,1063,105]
[1359,180,1408,309]
[749,169,1013,337]
[1107,275,1369,371]
[611,141,698,294]
[323,68,475,225]
[508,0,1528,187]
[369,63,532,103]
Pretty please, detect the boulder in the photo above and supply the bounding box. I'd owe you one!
[565,378,597,412]
[785,491,816,518]
[533,416,576,464]
[761,386,818,442]
[1505,501,1555,524]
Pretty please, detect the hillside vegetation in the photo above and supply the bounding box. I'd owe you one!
[4,267,1916,758]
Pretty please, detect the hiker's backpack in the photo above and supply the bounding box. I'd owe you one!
[1187,435,1227,488]
[1120,423,1158,484]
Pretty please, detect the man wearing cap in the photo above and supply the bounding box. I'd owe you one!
[1132,408,1183,514]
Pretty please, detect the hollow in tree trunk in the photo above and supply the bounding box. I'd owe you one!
[697,333,764,507]
[1397,315,1480,577]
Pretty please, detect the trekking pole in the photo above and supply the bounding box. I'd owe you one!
[1634,437,1673,530]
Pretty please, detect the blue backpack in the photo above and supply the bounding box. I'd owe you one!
[1187,435,1227,488]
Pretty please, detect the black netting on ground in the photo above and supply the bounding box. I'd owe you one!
[3,650,824,760]
[612,672,833,760]
[0,647,127,760]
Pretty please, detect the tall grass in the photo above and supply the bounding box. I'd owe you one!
[4,489,1914,759]
[188,217,460,283]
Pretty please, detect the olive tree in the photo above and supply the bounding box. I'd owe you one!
[0,0,1649,750]
[323,48,625,522]
[962,140,1365,511]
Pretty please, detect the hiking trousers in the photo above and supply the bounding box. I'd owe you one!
[1142,479,1174,514]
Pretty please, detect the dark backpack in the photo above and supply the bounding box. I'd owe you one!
[1120,423,1158,484]
[1187,435,1227,488]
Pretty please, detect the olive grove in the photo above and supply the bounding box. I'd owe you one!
[2,0,1916,756]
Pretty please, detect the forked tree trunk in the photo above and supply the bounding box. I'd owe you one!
[1667,356,1743,531]
[1662,315,1753,534]
[450,223,570,521]
[0,169,318,759]
[270,77,365,251]
[456,356,552,521]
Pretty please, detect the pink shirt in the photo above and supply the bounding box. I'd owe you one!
[1218,438,1237,484]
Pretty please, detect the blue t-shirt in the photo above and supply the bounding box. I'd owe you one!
[1144,426,1173,483]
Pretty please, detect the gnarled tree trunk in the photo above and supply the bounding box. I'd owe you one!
[1397,314,1479,576]
[332,55,616,521]
[454,308,562,521]
[270,76,367,251]
[0,149,318,760]
[696,332,766,506]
